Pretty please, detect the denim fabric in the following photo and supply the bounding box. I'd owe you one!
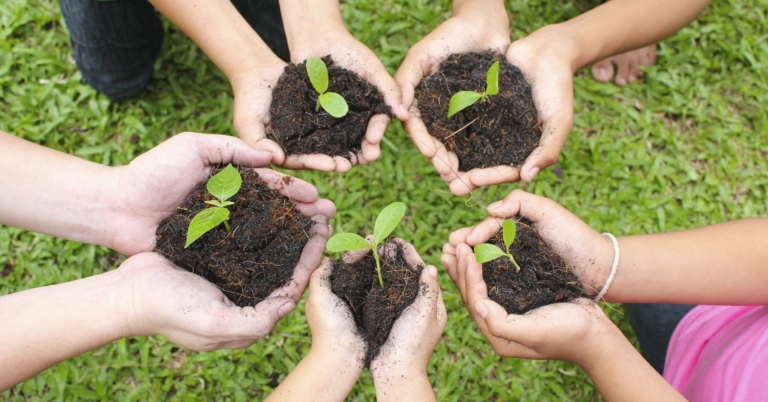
[627,303,697,375]
[59,0,288,101]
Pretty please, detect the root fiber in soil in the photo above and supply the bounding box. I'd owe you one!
[269,56,391,159]
[482,218,587,314]
[331,242,422,367]
[155,167,313,307]
[415,51,542,171]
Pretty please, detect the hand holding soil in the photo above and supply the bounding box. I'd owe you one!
[155,166,335,308]
[117,252,298,351]
[108,133,274,256]
[443,190,614,300]
[231,59,289,160]
[451,243,619,368]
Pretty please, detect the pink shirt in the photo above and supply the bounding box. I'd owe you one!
[664,305,768,400]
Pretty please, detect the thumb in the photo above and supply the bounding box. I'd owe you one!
[227,296,296,339]
[411,265,441,317]
[234,120,286,166]
[182,133,273,168]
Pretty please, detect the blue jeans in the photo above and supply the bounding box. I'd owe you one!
[59,0,288,101]
[627,303,697,375]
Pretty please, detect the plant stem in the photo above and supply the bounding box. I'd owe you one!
[372,246,384,288]
[223,219,231,231]
[507,254,521,272]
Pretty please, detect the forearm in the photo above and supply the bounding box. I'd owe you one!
[373,368,436,402]
[0,270,129,391]
[148,0,283,78]
[265,349,361,402]
[606,218,768,304]
[525,0,710,72]
[278,0,345,54]
[582,325,685,402]
[0,131,118,248]
[452,0,507,24]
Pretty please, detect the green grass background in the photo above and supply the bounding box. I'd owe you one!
[1,0,767,400]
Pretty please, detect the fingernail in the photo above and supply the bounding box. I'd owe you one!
[278,302,295,318]
[598,67,609,77]
[528,167,540,181]
[428,266,438,277]
[475,301,488,319]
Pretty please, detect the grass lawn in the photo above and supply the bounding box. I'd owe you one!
[2,0,767,400]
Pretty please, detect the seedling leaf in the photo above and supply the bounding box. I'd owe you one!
[306,57,328,94]
[474,243,507,263]
[448,91,483,118]
[326,233,371,252]
[502,220,516,253]
[374,202,406,245]
[185,207,230,248]
[486,60,500,96]
[318,92,349,118]
[206,164,242,201]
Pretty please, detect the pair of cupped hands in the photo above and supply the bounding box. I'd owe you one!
[231,5,576,195]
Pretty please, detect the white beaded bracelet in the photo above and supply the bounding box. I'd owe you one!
[594,233,619,302]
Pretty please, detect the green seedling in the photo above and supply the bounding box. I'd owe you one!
[306,57,349,118]
[447,60,500,118]
[474,219,522,272]
[326,202,407,288]
[185,164,242,248]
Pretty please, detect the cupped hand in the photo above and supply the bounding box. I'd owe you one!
[370,239,447,377]
[118,252,298,351]
[230,59,290,164]
[442,189,612,297]
[284,26,406,171]
[109,132,336,257]
[305,258,367,369]
[449,243,617,367]
[394,4,511,196]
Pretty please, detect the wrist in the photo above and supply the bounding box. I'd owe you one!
[453,0,508,26]
[514,24,582,73]
[279,0,346,56]
[307,347,365,377]
[574,314,627,371]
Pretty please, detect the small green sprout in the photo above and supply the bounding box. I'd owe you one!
[326,202,407,288]
[474,220,522,272]
[185,164,242,248]
[447,60,500,118]
[306,57,349,118]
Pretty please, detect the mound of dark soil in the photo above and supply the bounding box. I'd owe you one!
[155,167,313,307]
[331,242,422,367]
[268,56,391,158]
[415,51,542,171]
[482,218,587,314]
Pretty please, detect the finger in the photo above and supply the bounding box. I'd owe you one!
[310,257,334,296]
[485,189,527,218]
[396,239,426,269]
[436,283,448,328]
[342,245,372,264]
[590,59,614,83]
[361,115,389,163]
[439,152,461,186]
[294,199,336,220]
[308,214,332,238]
[614,56,630,86]
[222,296,296,339]
[282,154,338,171]
[357,56,408,120]
[403,115,455,177]
[448,226,475,247]
[466,217,505,245]
[178,133,275,168]
[407,265,441,319]
[451,165,520,196]
[440,252,459,286]
[381,238,398,260]
[455,243,474,301]
[486,190,563,225]
[442,242,456,256]
[253,169,319,203]
[332,155,353,173]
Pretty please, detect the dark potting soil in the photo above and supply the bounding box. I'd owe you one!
[268,56,392,158]
[414,51,542,171]
[482,218,587,314]
[331,242,422,368]
[155,167,313,307]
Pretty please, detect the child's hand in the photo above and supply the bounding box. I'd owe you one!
[394,2,510,196]
[304,258,367,370]
[370,239,447,402]
[108,132,336,269]
[450,243,619,368]
[119,252,300,350]
[442,189,613,298]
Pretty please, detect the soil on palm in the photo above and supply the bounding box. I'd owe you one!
[269,56,391,158]
[331,242,422,368]
[415,51,541,171]
[155,167,313,307]
[482,218,587,314]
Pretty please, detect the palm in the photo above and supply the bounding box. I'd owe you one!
[232,62,287,157]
